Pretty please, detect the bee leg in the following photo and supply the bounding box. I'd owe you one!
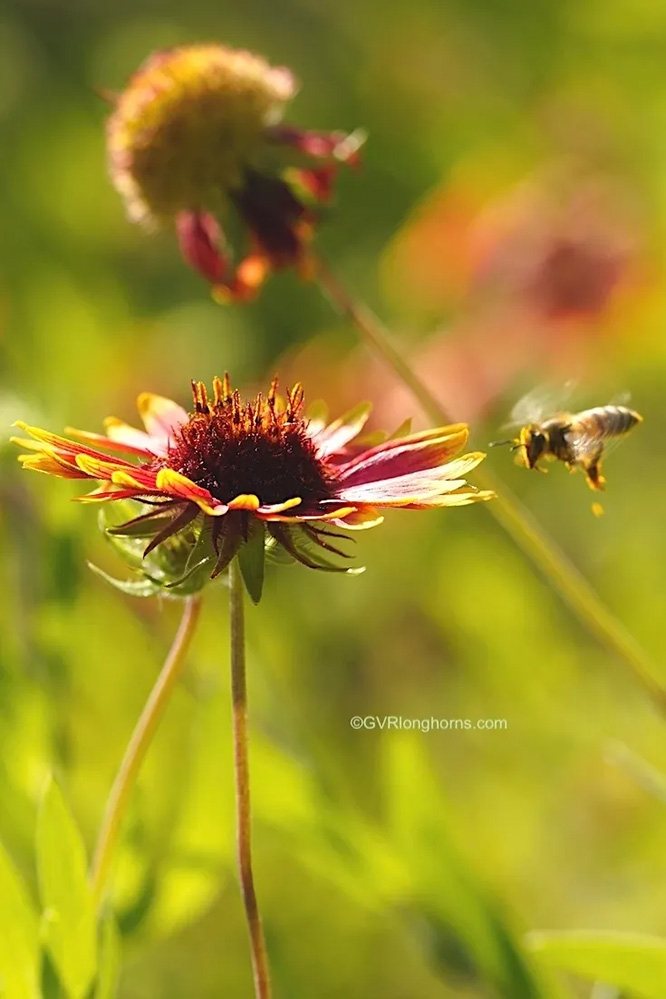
[584,459,606,491]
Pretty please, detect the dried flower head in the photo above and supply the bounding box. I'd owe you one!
[13,377,493,600]
[107,44,363,300]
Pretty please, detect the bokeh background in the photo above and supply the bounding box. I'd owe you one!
[2,0,666,996]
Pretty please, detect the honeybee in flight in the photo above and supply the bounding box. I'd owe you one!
[491,385,643,493]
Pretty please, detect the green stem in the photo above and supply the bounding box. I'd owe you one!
[229,558,272,999]
[90,595,202,904]
[316,261,666,713]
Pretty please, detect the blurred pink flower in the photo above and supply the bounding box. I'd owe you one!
[374,167,648,426]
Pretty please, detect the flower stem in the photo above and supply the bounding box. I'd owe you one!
[229,557,272,999]
[90,595,202,904]
[316,260,666,712]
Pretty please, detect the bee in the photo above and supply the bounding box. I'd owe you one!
[491,385,643,493]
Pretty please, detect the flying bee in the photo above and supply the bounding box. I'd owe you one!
[491,385,643,493]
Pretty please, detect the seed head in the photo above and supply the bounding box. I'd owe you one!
[107,45,297,224]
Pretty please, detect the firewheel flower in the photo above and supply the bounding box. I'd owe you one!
[12,377,494,599]
[106,44,363,301]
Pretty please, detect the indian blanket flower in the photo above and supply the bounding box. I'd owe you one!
[107,44,363,300]
[12,377,493,598]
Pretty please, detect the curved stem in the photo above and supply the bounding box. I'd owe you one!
[229,558,272,999]
[316,261,666,712]
[90,595,202,904]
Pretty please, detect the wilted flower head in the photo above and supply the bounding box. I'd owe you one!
[107,44,363,300]
[13,377,493,600]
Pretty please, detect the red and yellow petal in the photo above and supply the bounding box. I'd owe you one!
[14,422,140,469]
[255,497,303,518]
[176,210,230,285]
[264,503,357,524]
[76,484,155,504]
[15,450,90,478]
[211,251,270,304]
[154,467,227,515]
[337,425,470,488]
[399,488,496,508]
[227,494,261,511]
[310,402,372,458]
[110,467,159,490]
[335,455,487,507]
[104,417,164,454]
[268,125,365,165]
[137,393,188,440]
[332,506,385,530]
[68,425,155,459]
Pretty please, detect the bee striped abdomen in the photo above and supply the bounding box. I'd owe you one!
[577,405,642,438]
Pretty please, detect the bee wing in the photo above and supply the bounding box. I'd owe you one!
[503,380,577,429]
[569,432,625,463]
[567,430,604,462]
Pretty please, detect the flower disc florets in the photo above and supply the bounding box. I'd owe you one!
[108,45,296,223]
[165,376,336,507]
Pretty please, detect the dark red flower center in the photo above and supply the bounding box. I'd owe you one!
[162,376,336,507]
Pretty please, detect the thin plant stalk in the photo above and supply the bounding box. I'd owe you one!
[229,557,272,999]
[90,594,202,904]
[316,260,666,712]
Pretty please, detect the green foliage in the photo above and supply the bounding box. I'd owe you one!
[3,0,666,995]
[380,736,561,999]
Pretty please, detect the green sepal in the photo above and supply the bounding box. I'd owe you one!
[96,502,217,596]
[265,532,295,565]
[105,509,178,539]
[210,526,242,579]
[238,519,266,603]
[277,524,365,575]
[182,517,215,575]
[88,562,162,598]
[163,556,216,591]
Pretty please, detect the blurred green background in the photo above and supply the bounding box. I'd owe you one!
[2,0,666,996]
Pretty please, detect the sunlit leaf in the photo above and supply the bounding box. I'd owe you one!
[383,736,560,998]
[36,779,97,999]
[528,930,666,999]
[94,913,121,999]
[606,741,666,804]
[0,840,40,999]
